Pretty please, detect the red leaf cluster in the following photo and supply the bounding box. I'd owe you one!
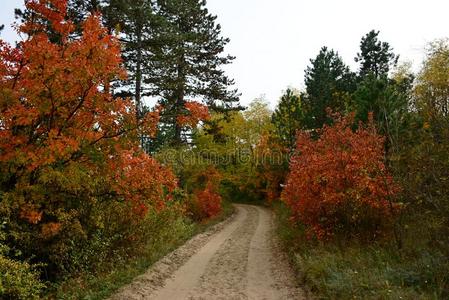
[41,222,62,238]
[195,182,222,219]
[0,0,175,220]
[282,113,401,239]
[109,148,177,214]
[177,101,210,127]
[191,167,222,220]
[19,204,43,224]
[254,133,289,202]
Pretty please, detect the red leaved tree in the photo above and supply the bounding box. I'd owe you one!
[189,166,222,220]
[176,101,211,128]
[253,133,289,202]
[282,113,401,240]
[195,182,222,219]
[0,0,176,274]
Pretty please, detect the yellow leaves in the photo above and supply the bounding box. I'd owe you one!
[414,39,449,118]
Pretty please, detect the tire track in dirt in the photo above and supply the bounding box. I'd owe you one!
[110,204,305,300]
[150,206,249,299]
[109,208,242,300]
[185,205,258,299]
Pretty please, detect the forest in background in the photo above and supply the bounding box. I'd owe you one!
[0,0,448,299]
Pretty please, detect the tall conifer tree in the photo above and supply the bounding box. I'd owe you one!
[272,89,303,150]
[355,30,399,78]
[148,0,241,145]
[302,47,356,130]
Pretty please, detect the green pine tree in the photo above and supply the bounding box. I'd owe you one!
[353,31,412,150]
[272,89,303,150]
[108,0,156,119]
[302,46,356,130]
[147,0,241,146]
[65,0,158,120]
[355,30,399,78]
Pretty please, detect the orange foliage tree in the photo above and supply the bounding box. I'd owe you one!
[282,113,401,240]
[176,101,210,128]
[190,166,222,220]
[254,133,289,202]
[0,0,176,273]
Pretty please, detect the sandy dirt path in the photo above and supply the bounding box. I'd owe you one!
[110,204,305,300]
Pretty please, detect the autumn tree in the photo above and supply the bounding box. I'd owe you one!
[16,0,156,119]
[282,113,401,240]
[253,133,289,202]
[0,0,176,276]
[414,39,449,118]
[243,97,273,142]
[391,39,449,254]
[185,98,275,203]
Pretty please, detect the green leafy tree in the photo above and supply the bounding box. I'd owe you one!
[272,88,303,150]
[414,39,449,118]
[302,47,356,130]
[391,40,449,256]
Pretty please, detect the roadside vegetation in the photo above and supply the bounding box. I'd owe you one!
[0,0,448,299]
[276,203,448,299]
[48,201,234,299]
[0,0,235,298]
[273,36,449,299]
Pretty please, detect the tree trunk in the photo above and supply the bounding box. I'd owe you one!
[173,50,186,145]
[135,26,142,120]
[174,87,185,145]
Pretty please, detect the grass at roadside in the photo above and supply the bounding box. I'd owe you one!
[45,201,234,300]
[274,202,448,299]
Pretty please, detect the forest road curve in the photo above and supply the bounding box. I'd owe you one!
[110,204,305,300]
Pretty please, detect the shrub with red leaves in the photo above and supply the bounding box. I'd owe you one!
[282,113,401,240]
[187,166,222,221]
[195,182,222,219]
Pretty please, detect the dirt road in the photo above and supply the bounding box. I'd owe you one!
[110,204,305,300]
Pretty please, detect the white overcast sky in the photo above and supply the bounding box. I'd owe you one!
[1,0,448,108]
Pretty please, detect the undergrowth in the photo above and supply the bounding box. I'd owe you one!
[44,201,234,300]
[274,202,448,300]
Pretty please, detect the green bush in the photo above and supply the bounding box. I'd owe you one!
[0,255,45,300]
[47,203,198,299]
[275,202,449,299]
